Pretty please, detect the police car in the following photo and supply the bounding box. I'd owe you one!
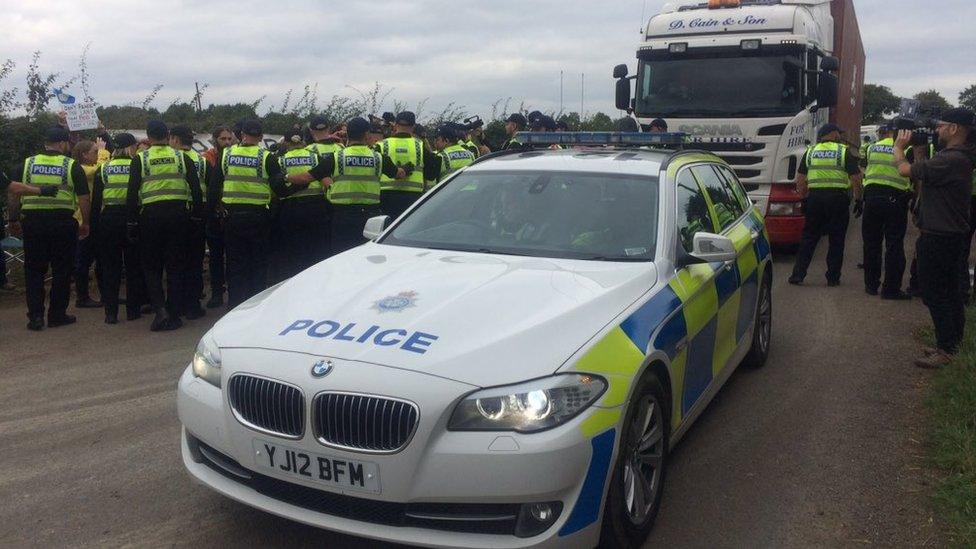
[178,132,773,548]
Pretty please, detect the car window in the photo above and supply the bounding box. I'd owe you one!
[691,164,742,231]
[713,164,754,214]
[382,170,659,261]
[675,169,715,252]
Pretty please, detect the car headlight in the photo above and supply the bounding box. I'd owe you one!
[448,374,607,433]
[192,332,222,388]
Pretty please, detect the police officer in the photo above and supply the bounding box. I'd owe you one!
[501,113,527,150]
[789,124,863,286]
[278,128,332,278]
[91,133,147,324]
[892,108,976,367]
[288,117,403,254]
[169,125,208,319]
[5,127,91,331]
[126,121,204,331]
[307,116,344,158]
[378,112,440,219]
[433,125,476,183]
[209,120,309,307]
[860,123,913,299]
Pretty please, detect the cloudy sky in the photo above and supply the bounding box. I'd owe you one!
[1,0,973,119]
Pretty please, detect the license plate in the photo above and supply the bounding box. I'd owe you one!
[252,439,381,493]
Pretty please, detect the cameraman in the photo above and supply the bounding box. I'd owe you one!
[893,107,976,368]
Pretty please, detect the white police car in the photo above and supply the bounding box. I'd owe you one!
[178,133,773,548]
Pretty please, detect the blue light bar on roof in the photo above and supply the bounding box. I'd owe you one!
[515,131,689,146]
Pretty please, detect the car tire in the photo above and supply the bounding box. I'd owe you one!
[742,269,772,369]
[599,372,669,549]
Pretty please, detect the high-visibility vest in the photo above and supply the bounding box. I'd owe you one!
[863,137,911,192]
[100,157,133,208]
[464,140,480,158]
[183,149,207,202]
[138,145,189,205]
[328,145,382,205]
[379,136,424,192]
[280,148,323,200]
[21,153,77,211]
[438,144,475,180]
[307,141,343,159]
[805,142,851,190]
[221,144,271,206]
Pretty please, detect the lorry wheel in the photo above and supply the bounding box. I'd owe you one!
[742,270,772,368]
[599,372,669,548]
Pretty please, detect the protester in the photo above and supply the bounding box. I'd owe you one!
[71,139,103,308]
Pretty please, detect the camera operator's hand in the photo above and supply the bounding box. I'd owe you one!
[895,130,913,150]
[853,199,864,219]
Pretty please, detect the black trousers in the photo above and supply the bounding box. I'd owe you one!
[22,214,77,321]
[861,192,910,294]
[97,210,146,316]
[918,232,969,354]
[74,233,99,301]
[791,189,851,283]
[182,219,206,312]
[206,218,226,298]
[331,204,382,255]
[224,208,270,308]
[139,204,189,317]
[380,190,420,221]
[278,198,332,280]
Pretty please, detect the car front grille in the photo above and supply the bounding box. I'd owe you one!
[313,392,419,453]
[228,374,305,439]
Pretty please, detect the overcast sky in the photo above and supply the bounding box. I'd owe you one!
[1,0,973,119]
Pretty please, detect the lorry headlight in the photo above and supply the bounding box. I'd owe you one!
[192,332,222,388]
[448,374,606,433]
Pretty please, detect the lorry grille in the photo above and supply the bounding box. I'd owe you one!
[228,374,305,439]
[313,393,419,453]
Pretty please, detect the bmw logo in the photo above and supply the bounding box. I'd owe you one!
[311,360,334,378]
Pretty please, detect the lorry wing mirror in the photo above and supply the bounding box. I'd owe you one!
[817,72,839,109]
[613,64,629,79]
[820,56,839,72]
[615,78,632,111]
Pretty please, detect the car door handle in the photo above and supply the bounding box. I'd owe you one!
[750,230,760,242]
[723,260,735,272]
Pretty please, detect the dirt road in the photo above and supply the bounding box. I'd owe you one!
[0,226,944,548]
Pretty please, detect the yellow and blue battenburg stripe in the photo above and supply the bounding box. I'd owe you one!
[560,208,770,537]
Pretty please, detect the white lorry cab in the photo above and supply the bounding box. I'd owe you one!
[614,0,864,247]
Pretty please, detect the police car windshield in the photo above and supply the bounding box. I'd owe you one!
[381,170,658,261]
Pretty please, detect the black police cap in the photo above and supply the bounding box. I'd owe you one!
[308,115,329,131]
[170,125,194,143]
[146,120,169,140]
[113,132,137,149]
[346,117,370,137]
[817,123,842,139]
[649,118,668,131]
[505,113,527,127]
[396,111,416,126]
[283,128,303,144]
[45,126,70,143]
[241,119,263,137]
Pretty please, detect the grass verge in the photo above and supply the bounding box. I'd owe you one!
[926,305,976,546]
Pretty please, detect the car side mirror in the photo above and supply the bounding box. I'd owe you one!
[690,232,737,263]
[362,215,390,241]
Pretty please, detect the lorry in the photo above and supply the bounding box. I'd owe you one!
[613,0,864,246]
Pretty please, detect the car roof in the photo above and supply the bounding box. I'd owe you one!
[466,148,721,177]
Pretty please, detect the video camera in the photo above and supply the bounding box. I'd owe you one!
[461,115,484,132]
[896,99,941,149]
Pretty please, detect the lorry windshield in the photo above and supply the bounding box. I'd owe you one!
[381,170,658,261]
[635,49,805,118]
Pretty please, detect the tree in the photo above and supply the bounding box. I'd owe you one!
[862,84,900,124]
[959,85,976,112]
[913,89,952,117]
[582,112,614,131]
